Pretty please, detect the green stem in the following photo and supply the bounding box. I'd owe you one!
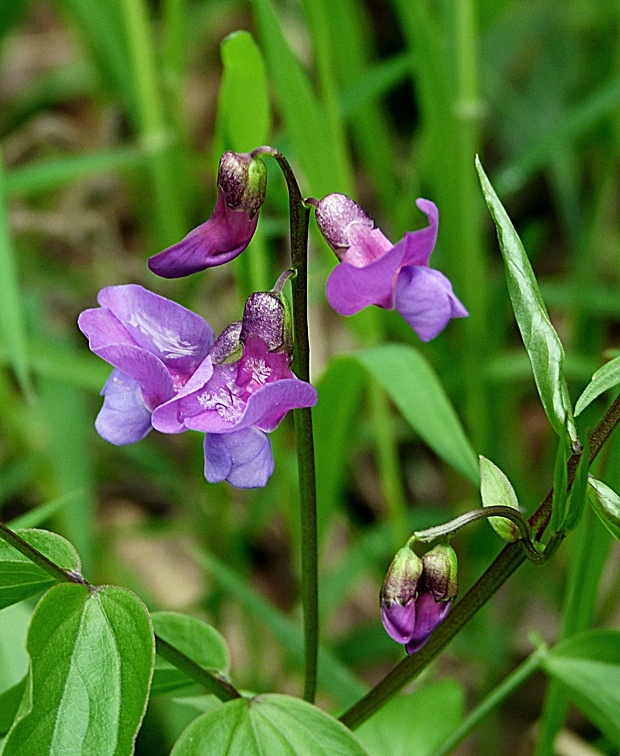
[0,521,242,702]
[253,146,319,703]
[430,646,546,756]
[339,393,620,730]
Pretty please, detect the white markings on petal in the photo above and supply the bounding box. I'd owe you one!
[128,310,198,359]
[197,385,245,423]
[244,357,272,385]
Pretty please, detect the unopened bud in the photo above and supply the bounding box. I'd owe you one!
[218,152,267,218]
[422,544,458,602]
[380,546,423,608]
[240,289,293,355]
[315,193,374,257]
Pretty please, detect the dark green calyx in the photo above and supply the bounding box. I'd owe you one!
[380,547,423,607]
[218,152,267,218]
[422,544,458,602]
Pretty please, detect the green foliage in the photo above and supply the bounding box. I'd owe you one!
[170,694,369,755]
[151,611,230,696]
[479,455,520,542]
[356,680,465,756]
[575,355,620,416]
[0,529,80,609]
[357,345,479,484]
[476,157,578,448]
[2,583,154,756]
[587,476,620,542]
[541,630,620,747]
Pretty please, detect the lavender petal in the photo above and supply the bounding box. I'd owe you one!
[95,370,153,445]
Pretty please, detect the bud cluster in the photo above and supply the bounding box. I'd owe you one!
[380,543,457,654]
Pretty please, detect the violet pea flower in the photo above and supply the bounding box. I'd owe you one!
[152,333,317,489]
[404,591,452,654]
[315,193,468,342]
[148,152,267,279]
[78,284,214,444]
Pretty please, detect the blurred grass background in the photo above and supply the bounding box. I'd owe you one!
[0,0,620,753]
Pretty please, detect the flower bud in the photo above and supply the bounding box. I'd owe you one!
[315,193,374,258]
[422,544,458,602]
[380,546,423,644]
[210,321,242,364]
[240,290,293,356]
[218,152,267,218]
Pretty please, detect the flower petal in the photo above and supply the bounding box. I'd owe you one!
[400,199,439,267]
[395,266,467,342]
[203,428,274,488]
[97,284,214,375]
[151,356,214,433]
[381,600,416,644]
[148,190,259,278]
[95,370,153,445]
[405,591,451,654]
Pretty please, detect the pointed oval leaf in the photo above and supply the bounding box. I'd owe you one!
[476,157,577,448]
[575,355,620,416]
[171,694,369,755]
[217,31,271,151]
[0,528,80,609]
[356,680,465,756]
[587,476,620,542]
[356,344,479,484]
[541,629,620,746]
[479,456,520,542]
[151,611,230,696]
[2,583,155,756]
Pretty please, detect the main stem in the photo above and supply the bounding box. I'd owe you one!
[254,147,318,702]
[340,393,620,729]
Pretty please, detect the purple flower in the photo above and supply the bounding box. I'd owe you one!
[380,546,423,644]
[148,152,266,278]
[315,193,468,342]
[78,284,214,445]
[404,591,452,654]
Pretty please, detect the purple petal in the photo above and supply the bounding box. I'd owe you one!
[151,356,214,433]
[395,266,468,342]
[97,284,214,375]
[381,600,416,644]
[95,370,153,445]
[148,190,259,278]
[405,592,451,654]
[184,378,318,434]
[341,223,392,267]
[204,428,274,488]
[325,199,440,316]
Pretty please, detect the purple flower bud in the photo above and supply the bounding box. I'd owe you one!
[405,590,452,655]
[422,544,458,602]
[317,194,468,341]
[240,291,293,356]
[380,547,423,644]
[148,152,266,279]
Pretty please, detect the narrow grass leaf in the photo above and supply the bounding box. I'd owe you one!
[476,157,578,447]
[194,548,367,707]
[356,680,465,756]
[541,629,620,746]
[550,436,570,533]
[217,31,271,151]
[575,355,620,416]
[151,611,230,696]
[587,476,620,543]
[0,528,80,610]
[314,356,365,543]
[171,694,369,756]
[479,456,520,542]
[8,491,83,529]
[563,437,590,532]
[356,345,479,484]
[2,583,155,756]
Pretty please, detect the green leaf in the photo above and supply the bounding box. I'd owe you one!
[2,583,155,756]
[475,157,578,448]
[217,31,271,152]
[171,694,369,755]
[0,677,26,736]
[541,629,620,746]
[0,528,80,609]
[575,355,620,416]
[356,680,465,756]
[8,491,83,529]
[587,476,620,542]
[563,438,590,532]
[0,602,31,692]
[314,356,365,542]
[479,456,521,542]
[151,612,230,696]
[356,345,479,484]
[550,437,570,533]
